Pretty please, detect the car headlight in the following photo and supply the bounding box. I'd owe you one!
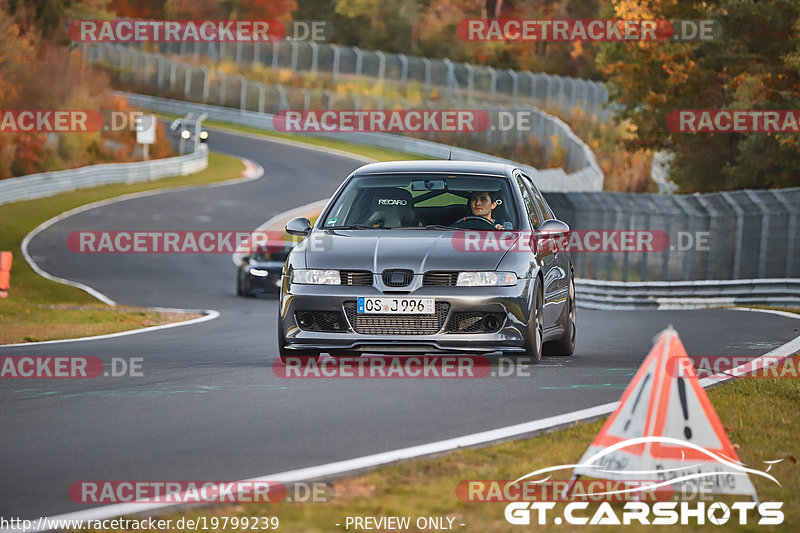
[199,130,208,140]
[249,268,269,277]
[292,269,340,285]
[180,129,191,139]
[457,271,517,287]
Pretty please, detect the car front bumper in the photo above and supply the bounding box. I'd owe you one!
[279,277,535,354]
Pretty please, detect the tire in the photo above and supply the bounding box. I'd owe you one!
[510,279,543,364]
[277,324,319,364]
[545,276,576,356]
[242,277,256,298]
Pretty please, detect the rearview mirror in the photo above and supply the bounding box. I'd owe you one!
[285,217,312,236]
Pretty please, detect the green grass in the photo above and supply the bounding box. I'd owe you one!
[69,355,800,532]
[154,111,437,163]
[0,152,245,344]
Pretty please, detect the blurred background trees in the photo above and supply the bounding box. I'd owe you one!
[2,0,798,190]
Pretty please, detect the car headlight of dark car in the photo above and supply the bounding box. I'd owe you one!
[249,268,269,277]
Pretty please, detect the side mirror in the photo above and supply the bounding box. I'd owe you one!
[538,219,569,236]
[285,217,312,236]
[241,256,250,262]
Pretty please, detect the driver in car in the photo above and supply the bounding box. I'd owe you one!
[456,191,513,229]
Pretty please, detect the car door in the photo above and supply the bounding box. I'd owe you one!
[518,173,569,327]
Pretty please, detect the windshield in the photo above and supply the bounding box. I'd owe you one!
[321,174,519,230]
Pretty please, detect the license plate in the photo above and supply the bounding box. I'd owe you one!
[357,297,435,314]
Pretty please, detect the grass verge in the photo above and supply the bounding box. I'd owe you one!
[0,152,245,344]
[72,355,800,532]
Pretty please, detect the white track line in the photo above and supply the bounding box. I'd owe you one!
[10,309,799,531]
[5,157,264,347]
[230,198,330,266]
[205,124,377,165]
[7,135,800,530]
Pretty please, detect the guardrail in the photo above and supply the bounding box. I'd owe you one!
[0,149,207,207]
[148,41,611,120]
[90,44,604,192]
[576,278,800,310]
[118,91,600,193]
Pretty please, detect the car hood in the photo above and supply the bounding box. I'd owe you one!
[302,229,513,272]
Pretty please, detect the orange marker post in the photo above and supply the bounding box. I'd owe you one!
[0,251,13,298]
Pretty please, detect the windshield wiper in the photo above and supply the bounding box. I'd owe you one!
[420,224,458,230]
[385,224,457,230]
[325,224,378,230]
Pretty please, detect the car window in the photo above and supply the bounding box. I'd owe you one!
[521,172,556,221]
[321,174,518,229]
[515,173,542,229]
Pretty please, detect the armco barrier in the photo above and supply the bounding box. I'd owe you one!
[576,278,800,310]
[89,44,604,192]
[545,187,800,282]
[0,149,207,207]
[117,91,600,193]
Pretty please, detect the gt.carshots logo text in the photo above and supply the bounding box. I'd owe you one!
[273,110,491,133]
[68,20,285,42]
[504,501,783,526]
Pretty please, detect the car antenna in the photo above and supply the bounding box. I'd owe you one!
[448,150,452,160]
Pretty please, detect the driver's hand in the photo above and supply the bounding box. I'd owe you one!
[495,224,504,230]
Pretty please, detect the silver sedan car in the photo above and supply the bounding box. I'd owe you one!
[277,161,576,363]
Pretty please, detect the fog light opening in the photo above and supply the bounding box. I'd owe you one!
[297,312,315,329]
[484,315,499,331]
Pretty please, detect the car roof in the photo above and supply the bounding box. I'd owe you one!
[351,160,516,177]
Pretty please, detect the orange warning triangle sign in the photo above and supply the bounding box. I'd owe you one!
[572,326,759,497]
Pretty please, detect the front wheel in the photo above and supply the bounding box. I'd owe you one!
[511,280,543,364]
[277,325,319,364]
[545,276,576,356]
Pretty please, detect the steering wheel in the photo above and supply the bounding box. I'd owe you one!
[451,216,497,229]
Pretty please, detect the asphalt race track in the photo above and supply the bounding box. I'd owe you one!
[2,129,798,520]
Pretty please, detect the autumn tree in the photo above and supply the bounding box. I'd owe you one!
[598,0,800,191]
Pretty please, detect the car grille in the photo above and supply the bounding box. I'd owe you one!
[382,269,413,287]
[294,311,348,332]
[343,302,450,335]
[340,270,373,286]
[447,312,505,333]
[423,272,458,286]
